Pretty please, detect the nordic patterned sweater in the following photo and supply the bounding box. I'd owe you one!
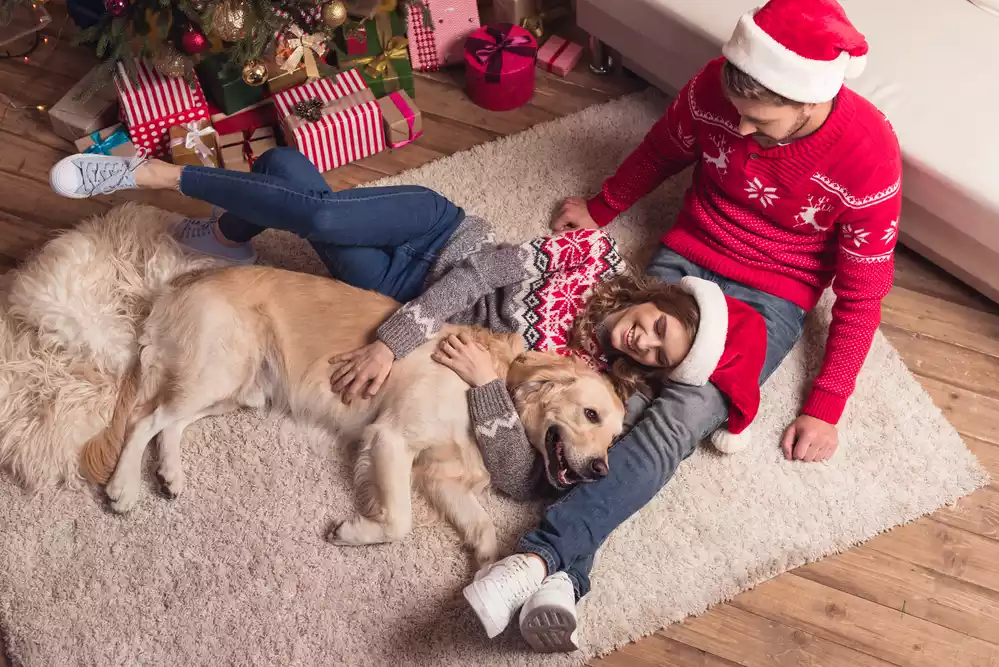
[587,58,903,424]
[376,218,626,500]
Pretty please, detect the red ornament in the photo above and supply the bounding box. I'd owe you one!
[180,24,209,54]
[104,0,128,17]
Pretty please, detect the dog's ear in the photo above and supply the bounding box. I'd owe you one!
[506,351,577,391]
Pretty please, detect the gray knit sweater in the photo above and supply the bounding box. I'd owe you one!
[375,215,626,500]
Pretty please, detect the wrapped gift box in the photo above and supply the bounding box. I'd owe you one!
[494,0,535,24]
[219,127,277,171]
[209,98,279,136]
[73,123,136,157]
[114,59,209,158]
[195,54,267,115]
[49,64,120,142]
[274,70,386,172]
[464,23,537,111]
[168,119,220,167]
[336,12,414,98]
[536,35,583,77]
[377,90,422,147]
[408,0,481,71]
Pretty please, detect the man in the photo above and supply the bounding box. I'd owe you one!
[463,0,902,652]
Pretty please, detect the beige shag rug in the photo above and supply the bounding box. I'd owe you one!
[0,90,989,667]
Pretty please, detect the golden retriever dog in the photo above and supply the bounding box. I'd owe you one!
[82,265,625,565]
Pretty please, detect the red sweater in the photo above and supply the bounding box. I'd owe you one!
[588,58,902,424]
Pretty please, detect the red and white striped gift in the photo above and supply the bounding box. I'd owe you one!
[273,69,386,173]
[114,60,209,158]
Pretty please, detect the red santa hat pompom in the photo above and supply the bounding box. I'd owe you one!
[721,0,869,104]
[668,277,768,454]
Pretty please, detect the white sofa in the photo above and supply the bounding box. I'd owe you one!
[578,0,999,302]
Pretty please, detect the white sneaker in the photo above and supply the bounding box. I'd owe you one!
[463,554,546,639]
[519,572,579,652]
[49,152,147,199]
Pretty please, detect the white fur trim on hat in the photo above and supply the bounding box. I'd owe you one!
[722,12,862,104]
[711,426,751,454]
[668,277,727,386]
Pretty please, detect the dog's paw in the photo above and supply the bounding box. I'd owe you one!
[327,515,390,546]
[105,473,140,514]
[156,464,185,500]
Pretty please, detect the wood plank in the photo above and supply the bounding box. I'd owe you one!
[882,286,999,358]
[966,437,999,482]
[664,603,892,667]
[592,633,741,667]
[916,376,999,446]
[731,572,999,666]
[933,487,999,541]
[795,544,999,645]
[412,74,558,136]
[882,324,999,401]
[0,210,59,263]
[867,519,999,595]
[893,246,996,312]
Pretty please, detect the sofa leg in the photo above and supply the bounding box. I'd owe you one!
[588,36,613,75]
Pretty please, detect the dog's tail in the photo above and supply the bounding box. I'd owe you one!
[79,361,140,484]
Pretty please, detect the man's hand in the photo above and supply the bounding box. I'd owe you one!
[432,332,499,387]
[329,340,394,402]
[781,414,838,462]
[550,197,600,233]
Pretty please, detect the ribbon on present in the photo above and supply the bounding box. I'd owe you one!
[280,25,326,81]
[82,126,131,155]
[349,12,409,93]
[383,91,422,148]
[170,121,218,166]
[466,23,537,83]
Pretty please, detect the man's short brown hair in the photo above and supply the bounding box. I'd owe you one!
[722,61,802,107]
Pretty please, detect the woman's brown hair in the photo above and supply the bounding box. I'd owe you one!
[570,273,700,400]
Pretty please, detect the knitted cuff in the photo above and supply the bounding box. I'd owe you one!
[468,379,517,422]
[586,194,618,227]
[470,244,532,287]
[376,310,428,360]
[802,387,847,424]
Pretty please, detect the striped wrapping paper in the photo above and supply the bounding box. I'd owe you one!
[114,60,209,159]
[273,69,386,173]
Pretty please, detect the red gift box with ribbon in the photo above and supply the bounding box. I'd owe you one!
[464,23,537,111]
[114,59,209,158]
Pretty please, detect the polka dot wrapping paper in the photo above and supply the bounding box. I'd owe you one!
[114,60,209,159]
[407,0,482,72]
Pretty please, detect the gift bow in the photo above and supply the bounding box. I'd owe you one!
[170,121,217,166]
[83,126,131,155]
[466,23,536,83]
[350,13,408,89]
[281,25,325,79]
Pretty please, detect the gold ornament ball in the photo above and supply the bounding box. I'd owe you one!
[212,0,251,42]
[152,46,190,78]
[241,59,268,86]
[321,0,348,28]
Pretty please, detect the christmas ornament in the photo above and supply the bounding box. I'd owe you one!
[211,0,250,42]
[241,59,268,86]
[190,0,209,11]
[519,6,569,43]
[152,45,190,78]
[104,0,128,17]
[321,0,348,28]
[180,23,210,54]
[291,97,324,123]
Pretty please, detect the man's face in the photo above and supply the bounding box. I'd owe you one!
[726,95,811,145]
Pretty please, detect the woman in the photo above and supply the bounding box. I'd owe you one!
[49,148,767,652]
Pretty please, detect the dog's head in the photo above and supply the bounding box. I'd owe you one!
[506,352,626,492]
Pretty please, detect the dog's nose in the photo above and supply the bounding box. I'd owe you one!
[590,459,609,478]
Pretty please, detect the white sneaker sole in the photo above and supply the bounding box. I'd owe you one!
[462,581,509,639]
[49,155,90,199]
[520,604,579,653]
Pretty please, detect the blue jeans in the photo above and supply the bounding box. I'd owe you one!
[179,148,464,302]
[518,247,806,599]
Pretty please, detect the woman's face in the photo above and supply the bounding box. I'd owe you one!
[605,302,693,369]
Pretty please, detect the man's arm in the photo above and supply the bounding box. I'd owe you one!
[803,176,902,425]
[585,73,702,226]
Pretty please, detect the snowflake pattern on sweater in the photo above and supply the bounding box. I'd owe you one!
[587,57,903,423]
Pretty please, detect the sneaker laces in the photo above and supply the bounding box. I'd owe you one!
[80,150,148,196]
[176,217,215,241]
[489,558,544,603]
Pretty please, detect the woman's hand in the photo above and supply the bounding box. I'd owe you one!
[550,197,599,233]
[329,340,395,401]
[432,333,499,387]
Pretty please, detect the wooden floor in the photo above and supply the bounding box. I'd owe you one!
[2,5,999,667]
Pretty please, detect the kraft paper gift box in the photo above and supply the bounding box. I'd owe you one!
[168,118,220,167]
[49,64,120,142]
[218,127,278,171]
[73,123,137,157]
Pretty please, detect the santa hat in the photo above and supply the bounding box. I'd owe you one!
[668,277,768,454]
[721,0,869,104]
